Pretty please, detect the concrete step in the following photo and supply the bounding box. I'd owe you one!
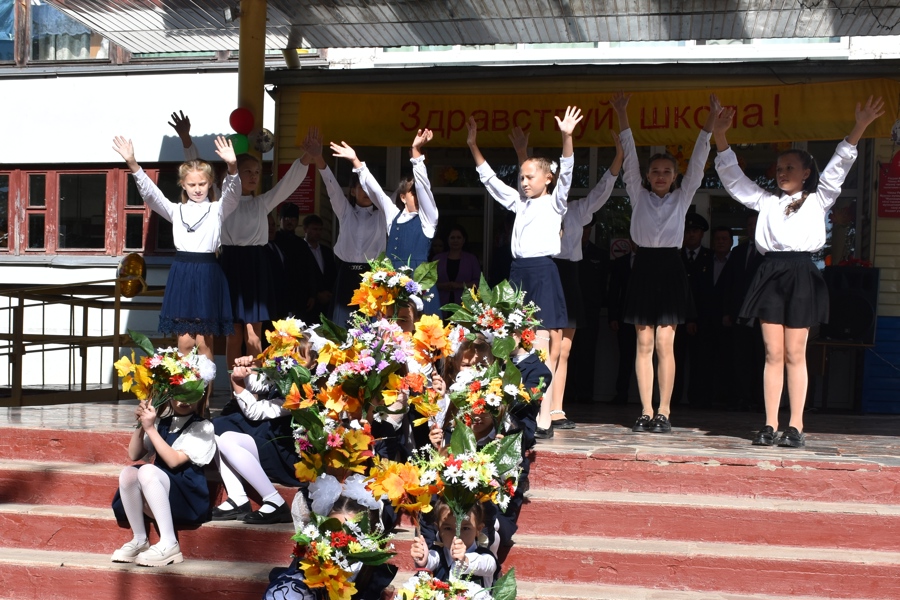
[504,533,900,598]
[530,448,900,503]
[8,425,900,504]
[519,489,900,551]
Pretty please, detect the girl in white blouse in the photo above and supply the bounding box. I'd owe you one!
[111,397,216,567]
[331,130,442,317]
[611,92,720,435]
[713,96,885,448]
[510,127,623,431]
[112,136,240,375]
[298,127,388,326]
[168,112,313,370]
[467,107,582,438]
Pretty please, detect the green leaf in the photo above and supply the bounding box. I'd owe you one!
[317,316,347,344]
[440,303,463,314]
[502,363,522,388]
[413,260,438,290]
[288,364,312,387]
[496,279,519,305]
[128,329,155,357]
[477,274,493,305]
[170,379,206,404]
[275,377,294,399]
[449,423,476,456]
[492,336,516,359]
[493,432,523,479]
[492,567,518,600]
[349,550,396,566]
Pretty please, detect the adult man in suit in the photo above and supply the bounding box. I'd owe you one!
[674,212,714,407]
[607,238,637,405]
[719,213,766,411]
[298,214,337,324]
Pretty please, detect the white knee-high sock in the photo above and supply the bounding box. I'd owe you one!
[215,435,249,507]
[137,464,177,548]
[117,467,148,543]
[218,431,278,501]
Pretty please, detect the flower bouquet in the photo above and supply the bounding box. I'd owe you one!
[292,512,395,600]
[441,276,541,358]
[448,362,542,429]
[256,318,313,399]
[350,254,437,317]
[114,330,216,409]
[292,416,376,483]
[397,568,517,600]
[367,455,443,516]
[411,425,522,535]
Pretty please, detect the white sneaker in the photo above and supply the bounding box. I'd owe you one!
[111,539,150,563]
[134,542,183,567]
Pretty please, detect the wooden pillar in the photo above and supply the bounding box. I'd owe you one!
[238,0,267,162]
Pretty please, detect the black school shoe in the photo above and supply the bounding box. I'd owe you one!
[243,500,292,525]
[632,415,651,432]
[535,422,554,439]
[777,426,806,448]
[648,414,672,433]
[752,425,777,446]
[211,498,251,521]
[552,418,576,430]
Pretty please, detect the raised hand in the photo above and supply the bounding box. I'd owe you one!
[509,126,530,158]
[609,130,624,176]
[168,111,191,139]
[112,136,139,172]
[856,96,886,128]
[610,91,631,114]
[410,535,428,567]
[713,107,736,135]
[466,116,479,147]
[412,128,433,150]
[555,105,583,137]
[330,141,359,163]
[301,126,324,159]
[214,135,237,172]
[709,94,722,116]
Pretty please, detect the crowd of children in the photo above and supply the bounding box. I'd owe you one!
[110,94,885,597]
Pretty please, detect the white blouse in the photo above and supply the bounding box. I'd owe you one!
[477,154,573,259]
[621,128,711,248]
[184,144,309,247]
[132,168,240,253]
[354,156,438,238]
[714,140,858,254]
[321,165,387,263]
[557,170,617,261]
[143,415,216,466]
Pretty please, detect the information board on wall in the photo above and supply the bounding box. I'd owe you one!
[878,151,900,218]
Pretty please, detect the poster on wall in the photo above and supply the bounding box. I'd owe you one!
[877,150,900,218]
[277,163,316,214]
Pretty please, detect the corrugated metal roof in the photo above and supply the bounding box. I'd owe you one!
[47,1,900,53]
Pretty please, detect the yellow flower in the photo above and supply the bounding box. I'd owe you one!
[114,351,137,378]
[295,452,324,482]
[413,315,452,363]
[368,457,439,514]
[301,558,357,600]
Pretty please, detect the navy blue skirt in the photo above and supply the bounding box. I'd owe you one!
[740,251,828,328]
[213,404,302,487]
[553,258,584,330]
[159,251,233,337]
[509,256,568,330]
[624,247,690,326]
[219,245,276,325]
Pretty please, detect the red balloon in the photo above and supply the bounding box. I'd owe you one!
[229,108,255,135]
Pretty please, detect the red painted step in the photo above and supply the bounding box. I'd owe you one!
[516,490,900,551]
[530,450,900,503]
[0,427,131,464]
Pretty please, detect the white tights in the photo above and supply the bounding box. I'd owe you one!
[215,431,282,511]
[118,464,177,548]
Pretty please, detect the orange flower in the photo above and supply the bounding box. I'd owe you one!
[409,389,442,426]
[368,457,440,514]
[283,382,316,411]
[302,557,357,600]
[413,314,452,362]
[316,385,362,418]
[295,452,324,482]
[403,372,426,394]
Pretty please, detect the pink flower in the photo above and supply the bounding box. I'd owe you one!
[327,433,343,448]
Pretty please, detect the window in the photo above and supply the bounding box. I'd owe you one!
[0,0,13,62]
[30,0,108,61]
[0,167,183,257]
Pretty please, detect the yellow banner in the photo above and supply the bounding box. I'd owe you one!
[295,78,898,148]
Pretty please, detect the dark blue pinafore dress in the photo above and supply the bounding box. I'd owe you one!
[387,213,441,316]
[112,414,212,525]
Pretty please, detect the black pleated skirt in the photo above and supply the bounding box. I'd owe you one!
[740,251,828,328]
[624,247,690,326]
[219,245,276,325]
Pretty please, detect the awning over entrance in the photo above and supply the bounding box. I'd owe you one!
[47,1,900,54]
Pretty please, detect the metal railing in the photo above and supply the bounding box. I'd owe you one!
[0,280,170,407]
